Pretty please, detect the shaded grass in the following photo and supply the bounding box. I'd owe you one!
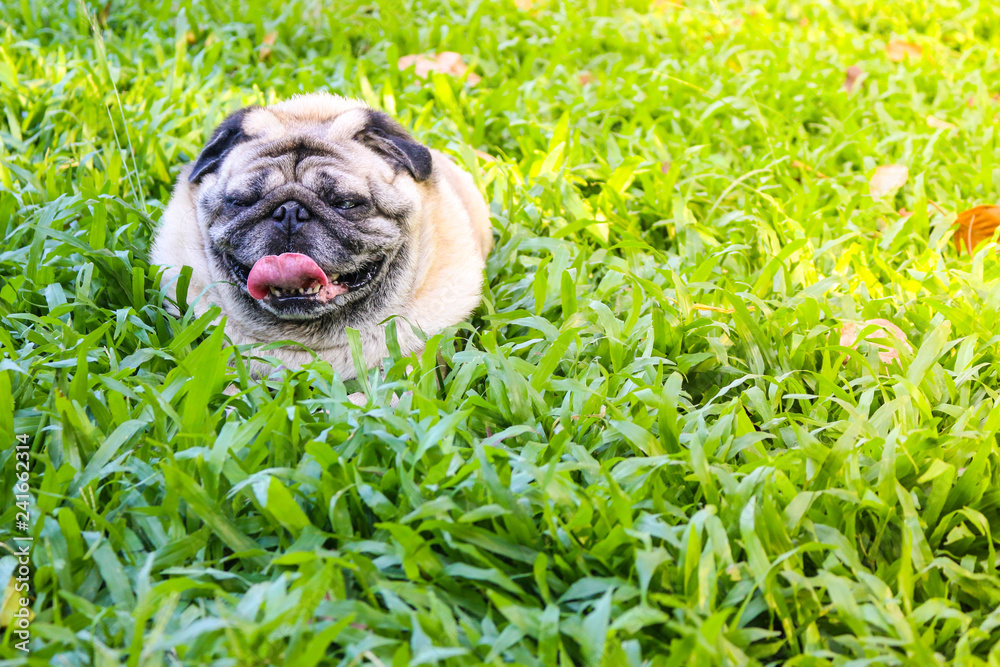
[3,0,1000,664]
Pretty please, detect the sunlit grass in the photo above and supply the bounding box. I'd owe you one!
[2,0,1000,664]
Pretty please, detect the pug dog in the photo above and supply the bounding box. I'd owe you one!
[152,93,492,380]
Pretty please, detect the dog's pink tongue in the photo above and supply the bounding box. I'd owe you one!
[246,253,329,300]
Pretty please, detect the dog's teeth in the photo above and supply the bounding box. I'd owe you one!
[330,274,339,282]
[268,283,326,298]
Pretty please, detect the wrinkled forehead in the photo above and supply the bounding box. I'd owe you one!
[219,107,384,192]
[222,153,372,197]
[243,105,370,143]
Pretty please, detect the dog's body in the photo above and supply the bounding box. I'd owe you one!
[152,94,491,378]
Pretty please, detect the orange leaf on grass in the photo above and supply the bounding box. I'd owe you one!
[97,0,112,27]
[869,165,908,198]
[792,160,830,179]
[886,40,922,63]
[966,94,1000,108]
[843,65,863,93]
[953,205,1000,254]
[260,32,277,61]
[927,115,956,131]
[840,319,912,364]
[397,52,481,84]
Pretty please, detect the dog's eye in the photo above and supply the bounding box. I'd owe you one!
[225,194,256,208]
[333,199,361,210]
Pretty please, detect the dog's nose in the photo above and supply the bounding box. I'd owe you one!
[272,200,311,235]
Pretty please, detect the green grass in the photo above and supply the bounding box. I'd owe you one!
[2,0,1000,664]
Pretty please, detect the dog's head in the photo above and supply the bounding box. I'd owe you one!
[186,94,432,325]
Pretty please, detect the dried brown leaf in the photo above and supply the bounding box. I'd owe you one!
[570,405,607,421]
[843,65,863,94]
[927,115,956,131]
[840,319,911,364]
[973,93,1000,107]
[398,52,480,84]
[869,164,908,198]
[260,32,277,60]
[886,40,922,63]
[98,0,112,27]
[953,205,1000,254]
[792,160,830,179]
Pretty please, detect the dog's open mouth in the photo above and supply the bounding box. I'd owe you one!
[227,252,384,306]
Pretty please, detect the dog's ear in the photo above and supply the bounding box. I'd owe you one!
[189,107,255,184]
[356,111,433,182]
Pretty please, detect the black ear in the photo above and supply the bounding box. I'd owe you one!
[188,107,255,184]
[356,111,433,182]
